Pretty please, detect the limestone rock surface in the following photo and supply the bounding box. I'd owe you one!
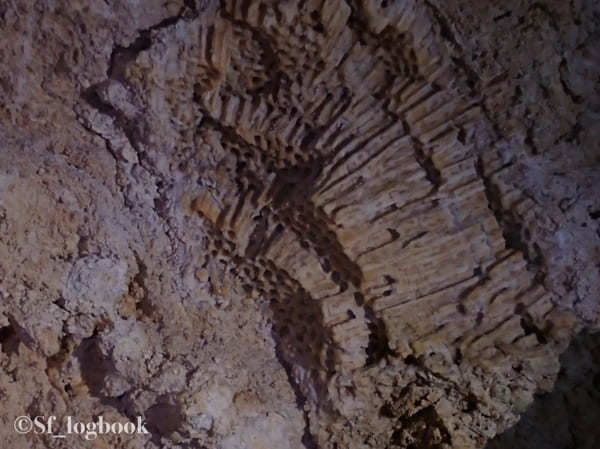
[0,1,598,448]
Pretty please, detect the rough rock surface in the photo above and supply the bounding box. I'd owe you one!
[0,1,598,448]
[486,329,600,449]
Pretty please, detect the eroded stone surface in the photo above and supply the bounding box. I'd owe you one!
[0,1,598,448]
[486,330,600,449]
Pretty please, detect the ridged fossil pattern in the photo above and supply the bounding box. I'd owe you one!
[118,0,577,443]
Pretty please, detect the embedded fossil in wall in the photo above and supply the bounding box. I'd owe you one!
[0,0,598,448]
[191,0,572,408]
[123,0,585,445]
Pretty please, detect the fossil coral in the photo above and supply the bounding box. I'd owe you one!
[0,1,598,448]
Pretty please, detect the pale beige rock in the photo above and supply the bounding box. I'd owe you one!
[0,1,598,448]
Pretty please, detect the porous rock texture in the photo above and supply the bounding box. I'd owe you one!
[0,1,598,448]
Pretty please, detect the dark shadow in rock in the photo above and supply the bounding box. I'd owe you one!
[73,335,120,399]
[73,335,137,418]
[0,315,37,355]
[485,330,600,449]
[145,398,184,445]
[0,322,19,355]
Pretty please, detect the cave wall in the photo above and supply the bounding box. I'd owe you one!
[0,1,598,448]
[486,330,600,449]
